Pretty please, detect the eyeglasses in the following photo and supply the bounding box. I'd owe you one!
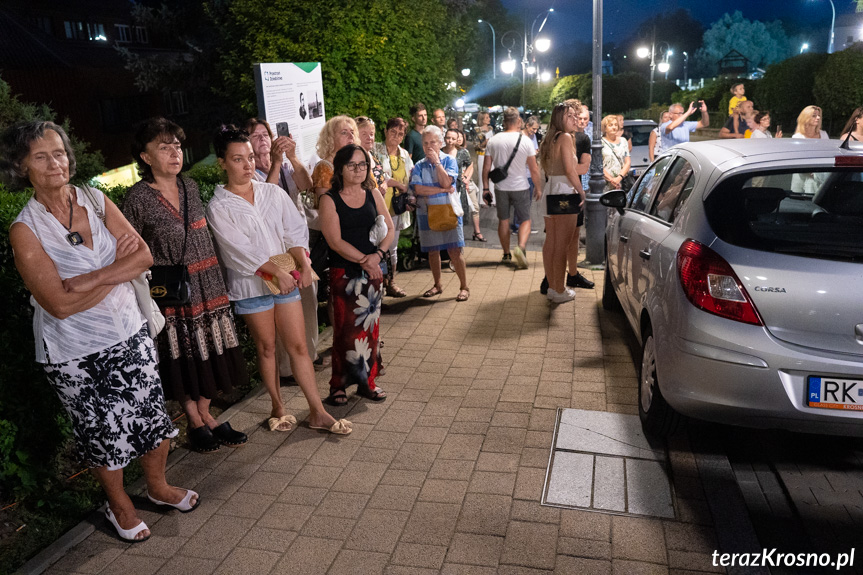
[346,162,369,172]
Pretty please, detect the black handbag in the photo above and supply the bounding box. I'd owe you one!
[149,178,191,307]
[392,190,415,215]
[488,133,523,184]
[620,173,637,193]
[546,194,582,215]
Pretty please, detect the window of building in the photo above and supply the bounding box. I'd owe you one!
[99,96,149,131]
[64,21,83,40]
[115,24,131,43]
[32,16,52,35]
[64,21,106,41]
[87,22,106,41]
[135,26,149,44]
[163,91,189,116]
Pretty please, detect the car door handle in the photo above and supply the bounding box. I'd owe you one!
[619,235,629,243]
[639,249,651,260]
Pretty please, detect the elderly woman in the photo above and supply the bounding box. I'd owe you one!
[601,115,631,192]
[793,106,829,139]
[245,118,321,383]
[124,117,248,453]
[374,117,414,296]
[538,103,584,303]
[2,120,196,542]
[750,112,782,139]
[412,126,470,302]
[319,144,394,405]
[206,126,351,435]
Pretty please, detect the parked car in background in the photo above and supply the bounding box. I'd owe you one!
[622,119,657,177]
[600,138,863,438]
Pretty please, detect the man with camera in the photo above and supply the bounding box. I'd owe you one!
[660,101,709,150]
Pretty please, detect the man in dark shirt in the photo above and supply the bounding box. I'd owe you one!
[405,103,428,163]
[719,100,754,139]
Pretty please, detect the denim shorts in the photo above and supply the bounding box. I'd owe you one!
[233,290,301,315]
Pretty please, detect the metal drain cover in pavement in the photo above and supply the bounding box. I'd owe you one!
[542,408,675,518]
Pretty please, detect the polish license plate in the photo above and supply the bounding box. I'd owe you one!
[807,376,863,411]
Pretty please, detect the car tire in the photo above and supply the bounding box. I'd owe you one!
[601,261,621,311]
[638,325,683,437]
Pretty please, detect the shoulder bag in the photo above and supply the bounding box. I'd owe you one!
[148,178,192,307]
[81,185,165,338]
[488,133,523,183]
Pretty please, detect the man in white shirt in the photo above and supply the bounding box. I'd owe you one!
[482,107,542,268]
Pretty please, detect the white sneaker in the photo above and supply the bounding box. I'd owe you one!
[512,246,528,269]
[547,287,575,303]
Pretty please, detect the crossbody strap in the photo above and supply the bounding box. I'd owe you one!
[177,177,189,265]
[500,133,523,172]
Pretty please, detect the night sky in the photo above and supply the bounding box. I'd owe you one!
[501,0,860,51]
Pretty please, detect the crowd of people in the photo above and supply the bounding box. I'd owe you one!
[2,90,861,544]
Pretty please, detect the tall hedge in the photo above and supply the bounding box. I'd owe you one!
[814,45,863,135]
[755,52,829,136]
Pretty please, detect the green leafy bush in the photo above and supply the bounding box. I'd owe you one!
[756,53,828,135]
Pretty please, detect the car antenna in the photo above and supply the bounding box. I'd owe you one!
[839,129,855,150]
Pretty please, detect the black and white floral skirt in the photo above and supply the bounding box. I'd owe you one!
[44,325,178,471]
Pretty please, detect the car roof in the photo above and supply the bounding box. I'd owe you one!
[623,119,656,126]
[668,139,863,172]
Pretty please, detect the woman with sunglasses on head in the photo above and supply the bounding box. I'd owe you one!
[207,126,351,435]
[319,144,394,406]
[374,117,414,296]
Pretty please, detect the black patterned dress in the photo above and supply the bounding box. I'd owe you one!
[123,177,248,401]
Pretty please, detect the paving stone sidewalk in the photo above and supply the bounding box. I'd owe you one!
[37,246,729,575]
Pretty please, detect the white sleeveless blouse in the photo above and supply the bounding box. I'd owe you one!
[13,187,144,364]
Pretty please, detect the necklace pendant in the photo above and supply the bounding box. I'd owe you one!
[67,231,84,246]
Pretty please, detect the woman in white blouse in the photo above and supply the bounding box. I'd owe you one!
[4,121,194,543]
[206,126,351,436]
[793,106,829,139]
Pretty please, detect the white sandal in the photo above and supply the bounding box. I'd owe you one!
[147,489,200,513]
[105,506,150,543]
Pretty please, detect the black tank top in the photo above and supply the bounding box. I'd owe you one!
[326,188,377,275]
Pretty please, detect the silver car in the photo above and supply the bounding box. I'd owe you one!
[600,139,863,437]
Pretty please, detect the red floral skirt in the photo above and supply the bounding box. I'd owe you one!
[329,268,381,392]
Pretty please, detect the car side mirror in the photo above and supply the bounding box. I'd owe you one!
[600,190,627,215]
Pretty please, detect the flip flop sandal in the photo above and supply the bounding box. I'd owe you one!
[358,387,387,401]
[309,418,353,435]
[324,389,349,406]
[456,289,470,302]
[147,489,200,513]
[267,414,297,432]
[422,286,443,298]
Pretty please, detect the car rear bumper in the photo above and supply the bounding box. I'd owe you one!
[659,333,863,437]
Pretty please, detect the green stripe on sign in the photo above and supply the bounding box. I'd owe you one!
[294,62,319,73]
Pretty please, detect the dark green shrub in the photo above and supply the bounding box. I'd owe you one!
[756,52,828,135]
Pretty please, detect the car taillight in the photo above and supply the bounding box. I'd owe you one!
[677,240,763,326]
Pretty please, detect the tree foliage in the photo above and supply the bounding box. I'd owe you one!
[695,11,792,76]
[813,45,863,134]
[755,52,829,135]
[211,0,476,126]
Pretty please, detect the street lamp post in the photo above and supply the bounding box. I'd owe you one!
[682,51,688,85]
[500,27,551,109]
[584,0,605,267]
[478,19,496,79]
[637,30,671,106]
[530,8,553,84]
[824,0,836,54]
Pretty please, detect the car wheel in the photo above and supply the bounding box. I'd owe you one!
[601,261,620,311]
[638,325,682,437]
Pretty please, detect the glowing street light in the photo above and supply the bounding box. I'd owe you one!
[500,57,516,75]
[461,68,471,77]
[657,61,670,74]
[801,42,810,53]
[535,37,551,52]
[540,71,552,82]
[637,28,672,105]
[526,65,536,75]
[455,98,465,109]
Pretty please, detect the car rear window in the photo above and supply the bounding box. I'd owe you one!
[705,170,863,261]
[624,124,655,147]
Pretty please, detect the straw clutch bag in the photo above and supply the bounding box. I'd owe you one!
[261,252,319,295]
